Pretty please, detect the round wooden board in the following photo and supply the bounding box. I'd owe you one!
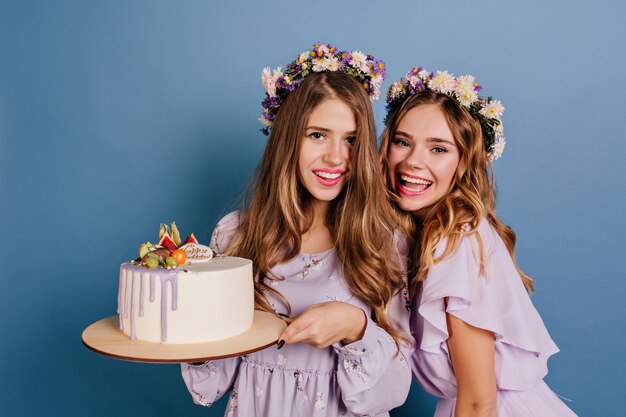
[82,311,286,363]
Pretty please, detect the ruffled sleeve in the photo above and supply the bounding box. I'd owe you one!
[333,231,414,415]
[209,211,241,255]
[414,220,559,392]
[180,212,243,407]
[181,358,241,407]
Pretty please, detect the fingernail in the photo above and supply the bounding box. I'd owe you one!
[276,339,285,349]
[277,313,289,318]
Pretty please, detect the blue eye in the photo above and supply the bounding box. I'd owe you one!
[392,138,410,147]
[432,147,446,153]
[345,136,356,145]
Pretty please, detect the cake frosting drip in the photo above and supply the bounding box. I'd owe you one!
[117,257,254,344]
[118,267,180,342]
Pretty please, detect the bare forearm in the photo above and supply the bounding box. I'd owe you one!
[454,396,497,417]
[446,311,497,417]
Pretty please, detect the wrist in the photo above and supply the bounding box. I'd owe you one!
[455,394,497,417]
[342,307,367,344]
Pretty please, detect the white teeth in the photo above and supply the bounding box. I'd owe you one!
[315,171,341,179]
[400,175,431,185]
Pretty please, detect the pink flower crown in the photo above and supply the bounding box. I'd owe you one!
[385,66,506,160]
[260,43,386,136]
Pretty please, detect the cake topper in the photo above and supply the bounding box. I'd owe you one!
[133,222,206,269]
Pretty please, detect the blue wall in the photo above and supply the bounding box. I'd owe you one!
[1,1,624,416]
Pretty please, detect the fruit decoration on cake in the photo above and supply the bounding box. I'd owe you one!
[133,222,213,270]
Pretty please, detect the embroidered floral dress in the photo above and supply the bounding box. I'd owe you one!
[410,219,577,416]
[181,212,413,417]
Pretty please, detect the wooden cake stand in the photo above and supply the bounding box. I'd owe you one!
[82,311,286,363]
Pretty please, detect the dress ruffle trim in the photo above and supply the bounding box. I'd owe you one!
[417,220,559,389]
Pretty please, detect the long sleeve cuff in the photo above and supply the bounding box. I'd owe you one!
[333,314,379,360]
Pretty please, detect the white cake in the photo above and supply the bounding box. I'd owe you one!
[117,256,254,344]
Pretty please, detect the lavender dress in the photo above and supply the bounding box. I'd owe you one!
[181,212,413,416]
[411,219,577,416]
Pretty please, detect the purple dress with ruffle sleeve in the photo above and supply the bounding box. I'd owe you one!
[181,211,414,416]
[410,219,577,416]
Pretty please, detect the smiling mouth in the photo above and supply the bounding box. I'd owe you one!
[314,171,342,180]
[398,174,432,194]
[313,170,344,186]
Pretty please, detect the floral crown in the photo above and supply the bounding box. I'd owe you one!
[385,67,506,160]
[260,43,387,136]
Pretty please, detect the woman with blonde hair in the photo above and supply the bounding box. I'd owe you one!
[181,44,412,417]
[380,67,577,416]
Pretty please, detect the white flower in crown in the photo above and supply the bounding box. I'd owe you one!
[262,66,283,97]
[386,65,508,159]
[490,138,506,160]
[324,56,341,71]
[260,43,386,136]
[456,87,479,107]
[259,114,272,126]
[429,70,457,94]
[389,80,405,100]
[371,71,384,89]
[317,44,330,56]
[297,51,310,64]
[456,75,476,91]
[349,51,370,74]
[312,58,325,72]
[311,57,339,72]
[262,67,277,97]
[495,123,504,137]
[480,99,505,118]
[406,74,420,88]
[370,88,381,101]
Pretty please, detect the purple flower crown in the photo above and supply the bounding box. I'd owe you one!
[385,66,506,160]
[260,43,386,136]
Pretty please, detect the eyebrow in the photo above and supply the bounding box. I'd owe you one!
[306,126,357,135]
[395,130,455,146]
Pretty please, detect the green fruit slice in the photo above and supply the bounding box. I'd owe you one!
[171,222,182,247]
[145,257,159,269]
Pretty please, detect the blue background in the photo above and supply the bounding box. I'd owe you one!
[1,1,624,416]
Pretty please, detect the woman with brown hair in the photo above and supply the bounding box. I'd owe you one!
[380,67,577,417]
[181,44,412,417]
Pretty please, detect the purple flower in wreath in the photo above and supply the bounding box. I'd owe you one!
[384,65,507,160]
[372,59,386,77]
[259,43,386,136]
[276,77,289,89]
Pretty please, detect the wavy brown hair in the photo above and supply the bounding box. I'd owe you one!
[380,90,534,297]
[225,71,408,347]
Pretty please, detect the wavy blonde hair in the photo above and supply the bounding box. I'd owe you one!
[380,90,534,297]
[225,72,408,347]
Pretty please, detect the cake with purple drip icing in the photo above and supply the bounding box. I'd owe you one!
[117,256,253,344]
[117,222,254,344]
